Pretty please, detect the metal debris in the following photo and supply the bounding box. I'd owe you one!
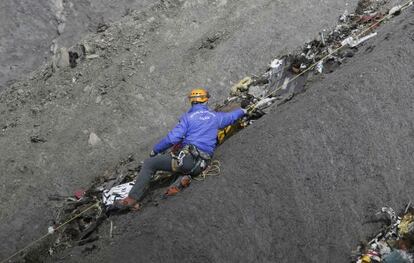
[102,182,134,206]
[354,204,414,263]
[341,32,378,48]
[315,61,324,74]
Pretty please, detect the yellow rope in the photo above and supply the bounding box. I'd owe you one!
[247,0,413,113]
[193,160,221,181]
[0,201,100,263]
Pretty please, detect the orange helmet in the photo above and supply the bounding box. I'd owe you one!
[188,88,210,103]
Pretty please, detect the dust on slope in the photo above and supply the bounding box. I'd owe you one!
[56,8,414,263]
[0,0,155,90]
[0,0,359,259]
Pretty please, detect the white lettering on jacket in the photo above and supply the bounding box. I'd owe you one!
[189,110,216,120]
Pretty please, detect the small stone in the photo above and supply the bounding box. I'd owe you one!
[83,85,92,93]
[53,47,70,69]
[57,23,66,35]
[86,54,99,59]
[82,43,95,55]
[88,132,102,146]
[149,66,155,73]
[30,135,47,143]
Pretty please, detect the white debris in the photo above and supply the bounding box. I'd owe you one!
[248,86,267,98]
[389,5,402,15]
[341,32,377,47]
[270,59,283,69]
[102,182,135,206]
[267,58,285,84]
[339,9,349,22]
[319,31,326,46]
[315,61,324,74]
[281,77,290,90]
[86,54,99,59]
[255,97,278,110]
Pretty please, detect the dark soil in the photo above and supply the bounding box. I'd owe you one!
[0,0,359,259]
[1,0,413,262]
[50,7,414,263]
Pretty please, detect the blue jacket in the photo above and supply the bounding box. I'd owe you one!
[153,104,245,156]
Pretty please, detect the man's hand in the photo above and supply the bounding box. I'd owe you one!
[149,150,157,157]
[240,98,251,109]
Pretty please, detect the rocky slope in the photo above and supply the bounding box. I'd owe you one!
[0,0,154,90]
[52,7,414,262]
[0,0,361,259]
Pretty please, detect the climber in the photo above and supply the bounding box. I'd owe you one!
[113,88,247,210]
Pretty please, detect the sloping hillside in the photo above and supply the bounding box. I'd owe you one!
[0,0,358,259]
[50,7,414,263]
[0,0,154,90]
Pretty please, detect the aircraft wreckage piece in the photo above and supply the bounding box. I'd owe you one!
[353,204,414,263]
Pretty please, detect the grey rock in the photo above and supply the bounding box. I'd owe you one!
[52,47,70,70]
[88,132,102,146]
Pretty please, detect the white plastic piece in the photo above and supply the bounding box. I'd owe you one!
[281,77,290,90]
[341,32,377,48]
[319,31,326,46]
[270,59,283,69]
[255,97,278,110]
[315,61,323,74]
[341,36,354,46]
[86,54,99,59]
[102,182,135,206]
[389,5,402,15]
[48,226,55,234]
[339,9,349,22]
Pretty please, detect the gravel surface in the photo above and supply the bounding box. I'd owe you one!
[0,0,154,90]
[5,0,413,261]
[49,7,414,263]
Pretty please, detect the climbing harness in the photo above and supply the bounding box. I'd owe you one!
[171,144,211,176]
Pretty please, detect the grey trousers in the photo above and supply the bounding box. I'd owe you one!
[128,153,198,201]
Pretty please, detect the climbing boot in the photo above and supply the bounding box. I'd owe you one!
[112,196,140,211]
[180,175,191,188]
[164,175,192,197]
[165,186,180,196]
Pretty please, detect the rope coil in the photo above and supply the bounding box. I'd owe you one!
[193,160,221,181]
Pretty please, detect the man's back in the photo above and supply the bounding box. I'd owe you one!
[154,103,244,156]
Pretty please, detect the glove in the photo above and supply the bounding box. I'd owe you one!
[240,98,251,109]
[149,150,157,157]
